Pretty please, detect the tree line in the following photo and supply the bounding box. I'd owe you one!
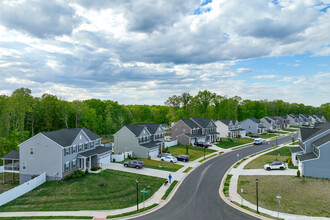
[0,88,329,160]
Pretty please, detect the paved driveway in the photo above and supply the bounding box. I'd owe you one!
[229,168,297,176]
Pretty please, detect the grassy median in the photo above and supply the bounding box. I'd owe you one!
[167,145,216,161]
[216,138,253,149]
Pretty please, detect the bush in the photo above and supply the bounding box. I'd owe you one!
[85,169,89,175]
[91,165,101,171]
[148,155,151,160]
[64,169,86,181]
[113,158,116,162]
[297,170,301,177]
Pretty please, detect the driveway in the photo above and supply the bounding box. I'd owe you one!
[229,168,297,176]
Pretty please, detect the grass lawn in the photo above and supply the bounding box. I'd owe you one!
[168,145,216,161]
[238,176,330,217]
[101,136,113,144]
[0,170,165,212]
[265,146,292,157]
[0,173,19,193]
[283,128,298,132]
[244,155,288,169]
[290,141,298,145]
[216,138,253,149]
[162,180,178,200]
[137,158,183,172]
[259,133,277,139]
[275,131,288,134]
[183,167,192,173]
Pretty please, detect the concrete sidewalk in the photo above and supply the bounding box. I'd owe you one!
[227,142,329,220]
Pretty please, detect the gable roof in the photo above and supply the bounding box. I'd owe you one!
[219,119,232,126]
[126,123,162,137]
[42,128,100,147]
[140,123,161,134]
[181,119,199,129]
[248,118,261,124]
[312,133,330,148]
[2,150,19,160]
[300,123,330,142]
[263,117,272,123]
[191,118,214,128]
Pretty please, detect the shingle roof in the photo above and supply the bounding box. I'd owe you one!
[191,118,213,128]
[140,123,161,134]
[290,147,303,153]
[42,128,100,147]
[312,133,330,148]
[219,119,232,126]
[140,141,162,149]
[300,123,330,142]
[2,150,19,160]
[267,116,276,121]
[181,119,199,129]
[126,125,146,136]
[263,117,272,123]
[249,118,261,123]
[297,152,318,162]
[78,146,111,157]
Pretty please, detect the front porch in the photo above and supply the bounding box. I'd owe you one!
[1,150,20,184]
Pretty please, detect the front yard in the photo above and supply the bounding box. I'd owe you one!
[258,133,277,139]
[216,138,253,149]
[136,158,184,172]
[282,128,298,132]
[0,170,165,212]
[244,146,292,169]
[167,145,216,161]
[238,176,330,217]
[0,173,19,193]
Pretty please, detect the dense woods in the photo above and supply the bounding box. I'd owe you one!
[0,88,329,159]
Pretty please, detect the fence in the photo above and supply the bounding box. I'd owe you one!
[112,153,124,162]
[165,140,178,147]
[0,172,46,206]
[0,166,3,173]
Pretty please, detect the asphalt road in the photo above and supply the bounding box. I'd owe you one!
[133,133,298,220]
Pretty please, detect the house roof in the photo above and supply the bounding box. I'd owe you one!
[208,131,220,135]
[249,118,261,123]
[181,119,199,129]
[126,123,162,136]
[191,118,214,128]
[312,133,330,148]
[267,116,276,121]
[290,147,303,153]
[140,123,161,134]
[2,150,19,160]
[297,152,318,162]
[161,124,169,127]
[263,117,272,123]
[42,128,100,147]
[300,123,330,142]
[258,125,266,128]
[179,133,204,138]
[231,128,245,131]
[140,141,162,149]
[78,146,111,158]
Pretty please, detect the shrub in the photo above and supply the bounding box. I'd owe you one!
[148,155,151,160]
[85,169,89,175]
[287,156,292,165]
[91,165,101,171]
[113,158,116,162]
[297,170,301,177]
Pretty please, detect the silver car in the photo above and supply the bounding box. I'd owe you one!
[264,162,287,170]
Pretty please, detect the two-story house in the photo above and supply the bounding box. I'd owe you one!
[299,114,310,126]
[290,123,330,179]
[286,114,300,126]
[114,123,165,158]
[261,116,280,131]
[1,128,109,184]
[275,116,290,129]
[215,120,246,138]
[312,115,327,123]
[171,118,219,146]
[240,118,266,134]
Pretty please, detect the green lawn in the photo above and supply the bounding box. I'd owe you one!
[0,170,165,212]
[167,145,216,161]
[238,176,330,217]
[137,158,183,172]
[258,133,277,139]
[275,131,288,134]
[244,155,288,169]
[265,146,292,157]
[216,138,253,149]
[183,167,192,173]
[0,173,19,193]
[162,180,178,200]
[282,128,298,132]
[101,136,114,144]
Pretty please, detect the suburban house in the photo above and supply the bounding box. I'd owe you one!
[114,123,165,159]
[290,123,330,179]
[215,120,246,138]
[299,114,310,126]
[1,128,110,184]
[240,118,267,134]
[171,118,219,146]
[260,116,280,131]
[161,124,170,131]
[275,116,290,129]
[286,114,300,126]
[311,115,327,124]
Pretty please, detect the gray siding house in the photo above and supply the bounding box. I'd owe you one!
[215,119,246,138]
[172,118,219,145]
[240,118,266,134]
[290,123,330,179]
[275,116,290,129]
[286,114,300,126]
[1,128,110,184]
[114,123,165,158]
[261,116,280,131]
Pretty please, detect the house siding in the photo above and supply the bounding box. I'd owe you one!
[19,133,62,184]
[303,129,330,153]
[303,144,330,179]
[171,120,192,140]
[215,121,229,138]
[177,135,191,146]
[114,127,139,155]
[240,119,258,134]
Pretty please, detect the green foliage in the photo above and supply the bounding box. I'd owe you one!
[162,180,178,200]
[64,170,86,181]
[297,170,301,177]
[91,165,101,171]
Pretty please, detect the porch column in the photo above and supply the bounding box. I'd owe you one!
[89,156,91,170]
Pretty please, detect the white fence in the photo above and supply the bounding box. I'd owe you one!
[165,140,178,147]
[112,153,124,162]
[0,166,3,173]
[0,172,46,206]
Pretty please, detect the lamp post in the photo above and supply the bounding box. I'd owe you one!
[204,146,206,159]
[136,179,139,211]
[276,193,281,218]
[255,178,259,213]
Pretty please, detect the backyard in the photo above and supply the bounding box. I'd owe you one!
[216,138,253,149]
[0,173,19,193]
[244,146,292,169]
[167,145,216,161]
[0,170,165,212]
[238,176,330,217]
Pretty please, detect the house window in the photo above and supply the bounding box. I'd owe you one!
[80,135,82,140]
[65,162,70,171]
[72,160,76,169]
[65,147,70,156]
[22,162,27,169]
[72,145,77,153]
[90,142,94,148]
[85,142,88,150]
[79,144,83,152]
[30,147,34,155]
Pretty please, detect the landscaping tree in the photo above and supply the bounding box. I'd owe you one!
[185,145,189,155]
[297,170,301,177]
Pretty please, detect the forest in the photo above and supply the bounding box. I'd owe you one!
[0,88,329,159]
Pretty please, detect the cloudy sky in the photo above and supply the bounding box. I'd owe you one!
[0,0,329,106]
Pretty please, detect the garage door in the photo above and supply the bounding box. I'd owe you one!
[99,154,110,165]
[149,148,159,158]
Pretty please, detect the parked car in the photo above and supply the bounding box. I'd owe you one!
[161,156,178,163]
[124,160,144,169]
[157,153,172,158]
[264,162,287,170]
[194,141,209,148]
[254,138,263,145]
[249,134,259,138]
[175,155,190,162]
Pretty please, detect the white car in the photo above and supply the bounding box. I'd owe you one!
[161,156,177,163]
[264,162,287,170]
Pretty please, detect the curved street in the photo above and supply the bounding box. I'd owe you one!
[133,134,297,220]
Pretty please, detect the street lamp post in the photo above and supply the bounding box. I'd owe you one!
[204,146,206,159]
[255,178,259,213]
[136,179,139,211]
[276,193,281,218]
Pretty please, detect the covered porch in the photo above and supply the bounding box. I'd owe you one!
[78,146,111,170]
[1,150,20,184]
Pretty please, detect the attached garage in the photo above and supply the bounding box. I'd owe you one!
[148,148,159,158]
[99,153,110,165]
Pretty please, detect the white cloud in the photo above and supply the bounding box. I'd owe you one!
[253,75,278,79]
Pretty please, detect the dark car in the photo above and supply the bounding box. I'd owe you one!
[175,155,190,162]
[249,134,260,138]
[194,141,209,148]
[124,160,144,169]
